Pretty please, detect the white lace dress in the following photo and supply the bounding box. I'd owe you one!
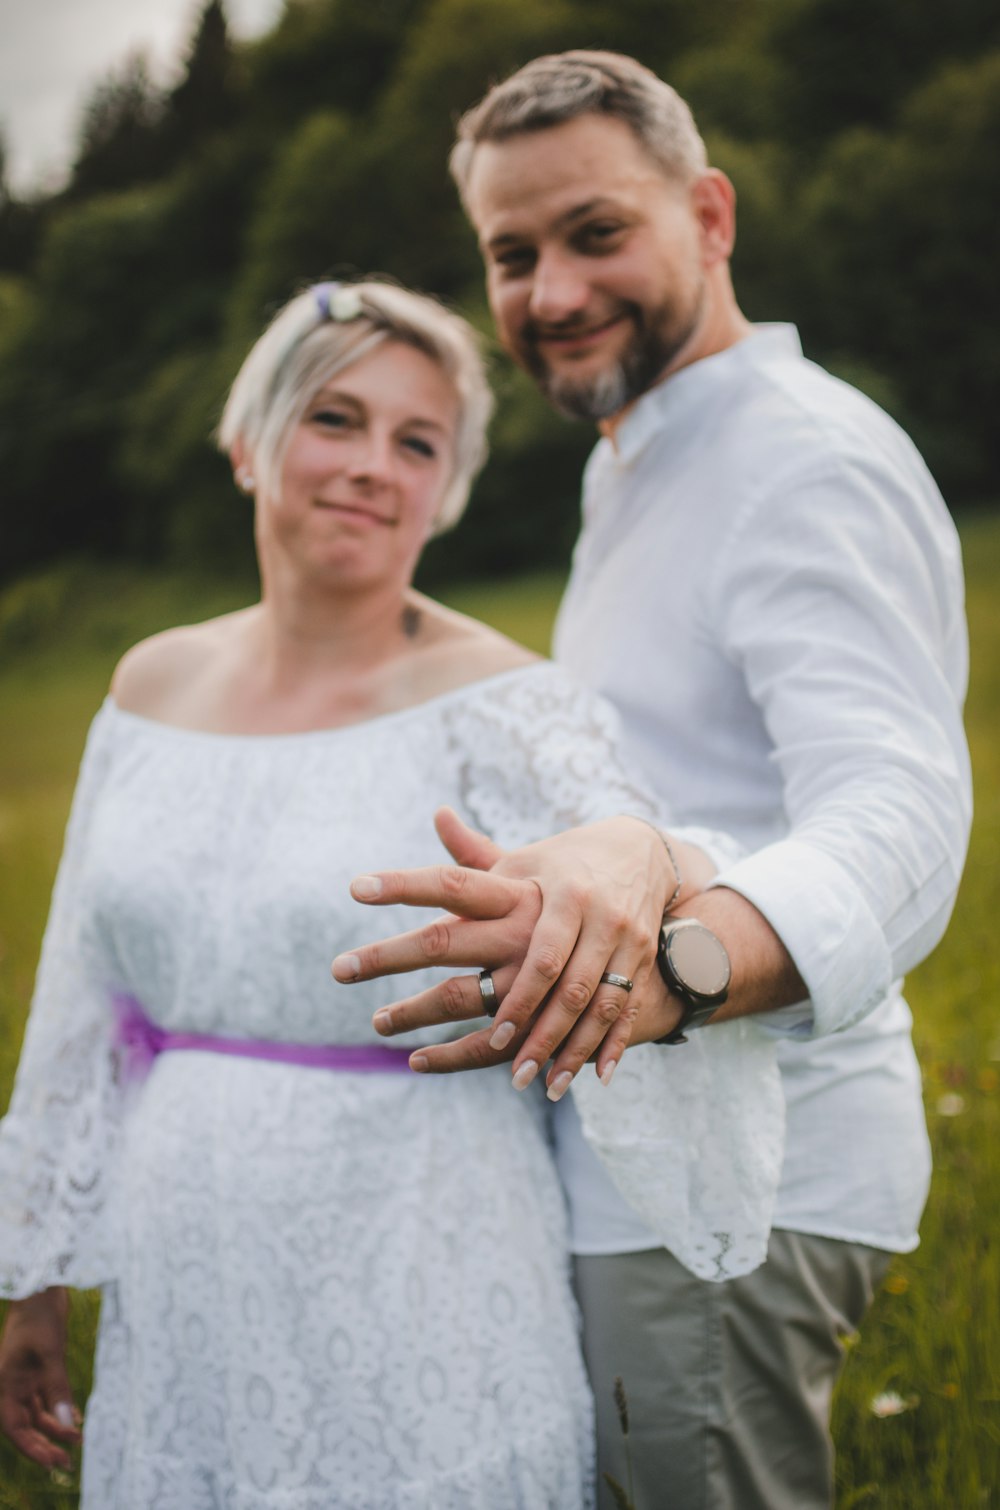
[0,663,783,1509]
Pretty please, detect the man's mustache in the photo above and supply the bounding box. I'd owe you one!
[523,304,637,346]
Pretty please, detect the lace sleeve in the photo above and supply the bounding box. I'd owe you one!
[446,664,784,1281]
[0,703,123,1298]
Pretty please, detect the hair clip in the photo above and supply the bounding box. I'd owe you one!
[313,282,364,323]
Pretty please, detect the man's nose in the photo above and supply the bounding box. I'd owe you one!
[528,248,590,325]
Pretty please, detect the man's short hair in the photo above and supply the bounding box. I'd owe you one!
[450,50,708,202]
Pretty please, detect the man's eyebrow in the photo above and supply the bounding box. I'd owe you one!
[559,198,625,227]
[484,199,627,252]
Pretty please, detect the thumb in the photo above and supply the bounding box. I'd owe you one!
[39,1362,80,1439]
[434,807,504,871]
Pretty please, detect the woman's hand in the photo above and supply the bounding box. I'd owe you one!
[335,808,711,1092]
[0,1288,81,1470]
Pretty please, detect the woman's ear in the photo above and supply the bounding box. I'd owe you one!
[230,441,255,495]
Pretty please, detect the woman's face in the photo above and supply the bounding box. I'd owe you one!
[262,339,460,589]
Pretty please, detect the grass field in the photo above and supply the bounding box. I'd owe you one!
[1,526,998,1507]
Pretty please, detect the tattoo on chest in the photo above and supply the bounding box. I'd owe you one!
[401,605,422,640]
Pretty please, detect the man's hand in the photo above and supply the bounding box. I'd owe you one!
[334,808,700,1093]
[0,1288,81,1470]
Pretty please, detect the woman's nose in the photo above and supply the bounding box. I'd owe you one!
[345,430,394,484]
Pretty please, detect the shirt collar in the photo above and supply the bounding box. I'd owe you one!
[607,323,803,469]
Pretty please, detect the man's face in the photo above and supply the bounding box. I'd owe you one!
[465,114,708,422]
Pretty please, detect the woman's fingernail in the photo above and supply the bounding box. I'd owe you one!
[373,1009,393,1034]
[600,1061,618,1087]
[352,875,383,900]
[512,1059,538,1091]
[54,1402,75,1429]
[489,1021,516,1051]
[332,953,361,981]
[546,1071,573,1103]
[409,1053,429,1073]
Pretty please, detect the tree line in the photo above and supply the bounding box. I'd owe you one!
[1,0,998,590]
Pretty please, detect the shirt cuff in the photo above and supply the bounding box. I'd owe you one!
[708,839,893,1038]
[671,825,747,875]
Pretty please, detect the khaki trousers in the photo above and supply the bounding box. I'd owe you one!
[574,1231,891,1510]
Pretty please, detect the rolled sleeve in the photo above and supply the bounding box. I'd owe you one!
[710,451,971,1039]
[709,840,891,1037]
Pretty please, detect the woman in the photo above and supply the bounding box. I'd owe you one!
[0,277,785,1503]
[0,280,781,1507]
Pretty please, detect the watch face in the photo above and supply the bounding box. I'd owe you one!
[666,923,731,1000]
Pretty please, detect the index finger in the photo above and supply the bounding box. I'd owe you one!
[350,864,526,919]
[333,915,518,982]
[407,1025,527,1075]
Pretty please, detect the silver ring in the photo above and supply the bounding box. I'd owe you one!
[478,969,499,1018]
[600,972,634,993]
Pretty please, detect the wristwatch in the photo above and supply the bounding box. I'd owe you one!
[654,918,731,1045]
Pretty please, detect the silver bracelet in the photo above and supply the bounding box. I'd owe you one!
[629,816,683,912]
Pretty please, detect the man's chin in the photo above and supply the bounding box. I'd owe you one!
[542,363,630,423]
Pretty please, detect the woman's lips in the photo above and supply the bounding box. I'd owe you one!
[314,500,395,526]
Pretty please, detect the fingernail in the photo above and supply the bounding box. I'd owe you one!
[54,1402,75,1429]
[512,1059,538,1091]
[373,1009,392,1034]
[546,1070,573,1103]
[332,953,361,981]
[600,1061,617,1087]
[489,1021,516,1051]
[352,875,382,900]
[409,1053,429,1073]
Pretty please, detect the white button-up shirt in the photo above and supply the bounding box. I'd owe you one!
[553,324,971,1254]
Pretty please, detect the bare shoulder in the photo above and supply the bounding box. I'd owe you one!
[411,595,541,687]
[110,610,251,717]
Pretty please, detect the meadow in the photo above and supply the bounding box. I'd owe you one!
[0,521,997,1507]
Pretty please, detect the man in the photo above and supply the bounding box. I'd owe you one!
[333,52,971,1508]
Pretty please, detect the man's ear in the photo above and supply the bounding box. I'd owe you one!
[692,170,737,267]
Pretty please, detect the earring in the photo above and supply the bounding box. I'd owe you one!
[236,471,255,494]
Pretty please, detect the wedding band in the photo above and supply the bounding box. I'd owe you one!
[600,972,634,992]
[478,969,499,1017]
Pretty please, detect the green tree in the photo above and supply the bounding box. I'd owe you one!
[4,0,999,589]
[799,49,1000,496]
[68,53,165,197]
[245,0,431,131]
[160,0,242,163]
[0,133,47,274]
[767,0,1000,148]
[228,110,373,334]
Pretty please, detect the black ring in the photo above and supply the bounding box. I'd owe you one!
[478,969,499,1018]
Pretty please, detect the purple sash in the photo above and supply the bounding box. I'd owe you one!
[111,993,414,1082]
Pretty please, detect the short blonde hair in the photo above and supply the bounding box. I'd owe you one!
[450,50,707,204]
[218,281,494,534]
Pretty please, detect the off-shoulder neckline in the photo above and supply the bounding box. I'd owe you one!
[102,659,558,745]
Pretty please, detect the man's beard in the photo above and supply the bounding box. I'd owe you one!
[523,290,704,422]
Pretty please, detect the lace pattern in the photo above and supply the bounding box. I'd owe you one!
[0,662,783,1503]
[441,667,784,1282]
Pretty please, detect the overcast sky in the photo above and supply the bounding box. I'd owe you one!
[0,0,283,193]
